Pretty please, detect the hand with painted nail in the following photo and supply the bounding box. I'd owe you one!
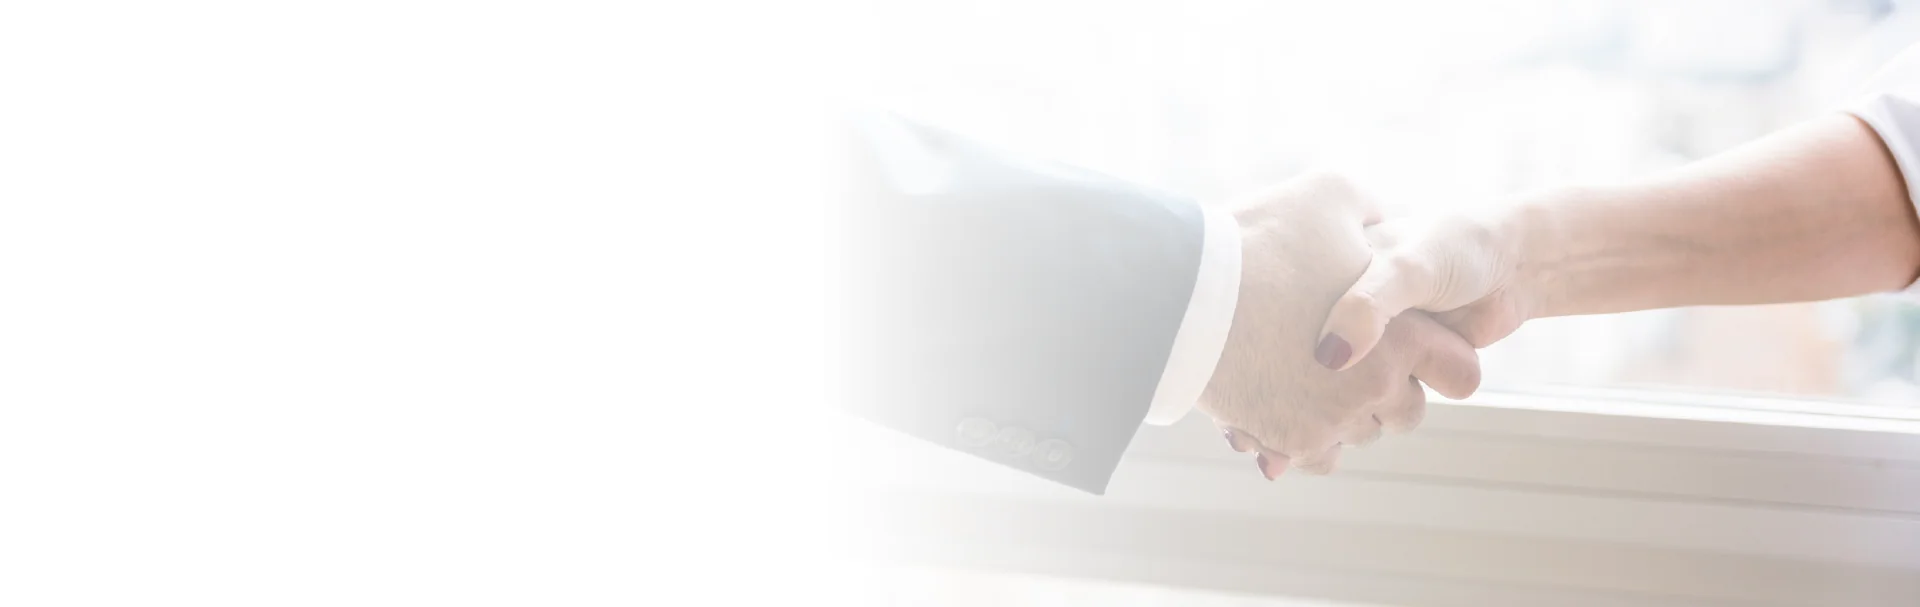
[1316,212,1533,371]
[1198,174,1482,479]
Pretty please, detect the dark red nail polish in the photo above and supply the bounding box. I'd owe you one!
[1315,334,1352,369]
[1255,453,1275,480]
[1223,429,1237,448]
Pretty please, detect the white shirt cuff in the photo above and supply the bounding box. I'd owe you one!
[1844,45,1920,294]
[1143,206,1242,426]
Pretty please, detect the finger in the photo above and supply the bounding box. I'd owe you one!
[1222,427,1258,453]
[1292,444,1344,475]
[1256,449,1290,480]
[1434,302,1519,348]
[1401,312,1482,399]
[1316,253,1440,371]
[1378,378,1428,433]
[1344,414,1384,448]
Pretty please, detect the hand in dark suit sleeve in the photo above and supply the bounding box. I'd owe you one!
[833,110,1240,494]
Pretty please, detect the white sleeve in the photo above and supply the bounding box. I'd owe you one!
[1844,44,1920,293]
[1142,206,1241,426]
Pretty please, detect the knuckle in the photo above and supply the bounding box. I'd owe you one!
[1337,292,1391,339]
[1381,392,1428,433]
[1345,425,1382,448]
[1342,289,1382,317]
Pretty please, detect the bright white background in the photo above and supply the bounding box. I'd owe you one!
[2,1,833,605]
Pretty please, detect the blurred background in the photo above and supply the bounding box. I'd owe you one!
[845,0,1920,406]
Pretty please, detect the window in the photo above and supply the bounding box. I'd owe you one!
[831,2,1920,604]
[844,0,1920,404]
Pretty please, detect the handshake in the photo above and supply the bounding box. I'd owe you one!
[840,111,1541,493]
[846,109,1920,492]
[1203,173,1518,480]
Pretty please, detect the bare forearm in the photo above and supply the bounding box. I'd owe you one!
[1505,114,1920,318]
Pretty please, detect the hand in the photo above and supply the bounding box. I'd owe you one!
[1315,211,1536,372]
[1199,174,1482,479]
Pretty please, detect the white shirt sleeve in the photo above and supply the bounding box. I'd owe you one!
[1142,206,1241,426]
[1845,44,1920,293]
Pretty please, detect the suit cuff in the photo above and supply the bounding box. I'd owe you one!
[1143,206,1241,426]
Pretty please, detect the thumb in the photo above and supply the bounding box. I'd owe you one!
[1315,254,1438,371]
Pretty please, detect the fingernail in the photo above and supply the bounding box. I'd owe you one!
[1315,334,1352,369]
[1255,453,1281,480]
[1224,429,1255,452]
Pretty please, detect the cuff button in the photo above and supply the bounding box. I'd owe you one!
[1034,438,1074,471]
[955,417,997,448]
[990,427,1037,459]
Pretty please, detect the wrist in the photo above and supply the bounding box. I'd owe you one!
[1492,188,1584,321]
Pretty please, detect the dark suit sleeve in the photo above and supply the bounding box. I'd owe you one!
[835,110,1205,494]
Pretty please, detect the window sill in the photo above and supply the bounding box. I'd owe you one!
[835,389,1920,606]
